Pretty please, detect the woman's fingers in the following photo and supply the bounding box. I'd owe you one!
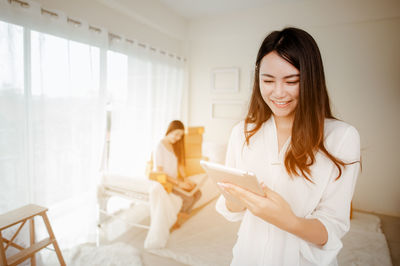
[260,182,273,196]
[218,182,264,205]
[179,181,191,191]
[218,182,275,217]
[218,182,294,227]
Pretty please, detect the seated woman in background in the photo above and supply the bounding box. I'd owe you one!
[154,120,201,214]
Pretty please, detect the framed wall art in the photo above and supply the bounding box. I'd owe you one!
[211,67,239,93]
[211,100,246,120]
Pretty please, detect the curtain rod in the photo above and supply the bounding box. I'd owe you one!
[7,0,187,62]
[89,25,101,34]
[67,17,81,27]
[41,8,58,18]
[8,0,29,8]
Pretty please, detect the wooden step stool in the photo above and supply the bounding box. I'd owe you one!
[0,204,65,266]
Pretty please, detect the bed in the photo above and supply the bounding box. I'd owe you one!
[95,141,392,266]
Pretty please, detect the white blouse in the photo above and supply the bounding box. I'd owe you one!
[153,141,178,179]
[216,116,360,266]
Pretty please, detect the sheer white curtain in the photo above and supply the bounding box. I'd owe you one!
[0,20,27,213]
[29,30,103,248]
[0,0,107,251]
[0,21,105,251]
[107,40,186,177]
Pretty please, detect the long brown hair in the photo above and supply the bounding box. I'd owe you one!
[165,120,186,167]
[245,27,347,182]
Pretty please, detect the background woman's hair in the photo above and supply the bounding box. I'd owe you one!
[166,120,186,168]
[245,27,347,181]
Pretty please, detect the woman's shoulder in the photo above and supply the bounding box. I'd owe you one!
[155,139,167,153]
[229,120,270,147]
[324,118,360,157]
[324,119,359,139]
[230,120,255,138]
[231,119,267,134]
[227,121,246,144]
[232,120,245,133]
[155,139,163,148]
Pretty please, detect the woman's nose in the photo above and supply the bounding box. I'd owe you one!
[273,81,285,98]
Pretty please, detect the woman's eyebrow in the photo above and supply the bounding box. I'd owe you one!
[260,74,275,78]
[260,74,300,78]
[284,74,300,79]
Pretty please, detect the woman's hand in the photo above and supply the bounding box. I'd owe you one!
[218,182,298,232]
[178,180,195,192]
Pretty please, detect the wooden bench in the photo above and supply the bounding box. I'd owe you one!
[0,204,65,266]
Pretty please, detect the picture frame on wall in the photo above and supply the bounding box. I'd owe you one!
[211,100,246,120]
[211,67,239,93]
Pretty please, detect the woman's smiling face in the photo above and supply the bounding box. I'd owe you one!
[259,51,300,120]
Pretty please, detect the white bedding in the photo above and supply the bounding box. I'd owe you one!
[337,212,392,266]
[148,199,392,266]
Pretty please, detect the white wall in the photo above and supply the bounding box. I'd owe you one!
[188,0,400,216]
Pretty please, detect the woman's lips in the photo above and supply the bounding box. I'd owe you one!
[272,100,291,108]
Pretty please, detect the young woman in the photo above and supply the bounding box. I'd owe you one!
[154,120,201,214]
[216,27,360,266]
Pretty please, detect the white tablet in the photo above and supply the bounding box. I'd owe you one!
[200,160,264,208]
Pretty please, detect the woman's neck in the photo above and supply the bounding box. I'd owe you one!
[273,114,294,154]
[162,137,174,150]
[162,137,172,145]
[273,114,294,132]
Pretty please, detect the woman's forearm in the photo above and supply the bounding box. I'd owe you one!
[225,198,246,212]
[166,176,179,185]
[287,216,328,246]
[167,176,193,191]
